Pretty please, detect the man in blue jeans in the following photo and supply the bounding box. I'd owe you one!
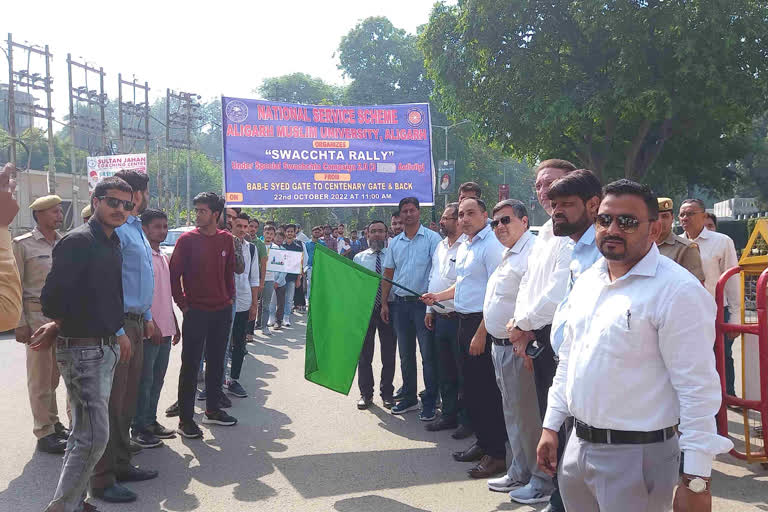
[380,197,442,420]
[281,224,305,327]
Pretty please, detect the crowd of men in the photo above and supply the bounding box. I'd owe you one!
[0,156,743,512]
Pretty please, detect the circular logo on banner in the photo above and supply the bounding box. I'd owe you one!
[225,100,248,123]
[407,108,424,126]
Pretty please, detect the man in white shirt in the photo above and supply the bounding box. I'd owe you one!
[423,203,467,435]
[680,198,741,397]
[422,197,506,479]
[354,221,397,410]
[479,200,547,498]
[227,214,260,398]
[538,180,733,512]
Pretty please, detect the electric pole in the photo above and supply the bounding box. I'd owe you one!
[67,54,107,227]
[118,74,151,198]
[166,89,201,225]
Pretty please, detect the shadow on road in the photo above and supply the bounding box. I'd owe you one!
[335,495,431,512]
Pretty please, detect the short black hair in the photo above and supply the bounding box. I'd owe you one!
[141,208,168,226]
[368,220,387,231]
[93,177,133,201]
[391,210,401,218]
[193,192,224,219]
[312,225,323,231]
[445,202,460,217]
[264,224,276,232]
[249,218,259,225]
[492,199,528,219]
[548,169,602,204]
[398,197,420,212]
[459,197,487,212]
[602,179,659,220]
[706,212,718,227]
[284,223,297,231]
[265,220,277,227]
[237,212,250,222]
[458,182,482,198]
[114,170,149,192]
[681,198,707,211]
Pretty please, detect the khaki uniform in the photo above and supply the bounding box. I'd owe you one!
[657,231,706,282]
[12,227,66,439]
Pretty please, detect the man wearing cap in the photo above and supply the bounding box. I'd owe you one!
[13,195,69,454]
[81,204,92,224]
[655,198,705,282]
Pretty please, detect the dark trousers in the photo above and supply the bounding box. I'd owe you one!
[294,280,306,307]
[274,285,286,322]
[230,310,250,381]
[434,313,466,423]
[723,308,736,395]
[532,324,566,512]
[458,313,507,459]
[357,306,397,399]
[178,307,232,423]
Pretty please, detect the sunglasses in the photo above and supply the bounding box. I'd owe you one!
[595,213,651,233]
[490,215,513,229]
[97,196,135,211]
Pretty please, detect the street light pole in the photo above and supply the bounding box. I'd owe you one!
[432,120,472,211]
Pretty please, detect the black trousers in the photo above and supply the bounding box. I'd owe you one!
[458,312,507,459]
[357,306,397,399]
[178,307,232,423]
[230,310,250,380]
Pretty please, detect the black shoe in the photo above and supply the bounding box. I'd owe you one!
[219,394,232,408]
[149,421,176,439]
[426,416,458,432]
[203,410,238,426]
[128,440,143,454]
[92,483,137,503]
[177,421,203,439]
[392,388,405,401]
[382,397,396,409]
[115,465,159,482]
[453,442,485,462]
[451,424,474,440]
[357,396,373,410]
[165,401,179,417]
[132,431,164,449]
[54,422,70,440]
[37,433,67,454]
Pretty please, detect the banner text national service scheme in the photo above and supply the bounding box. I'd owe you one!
[221,97,435,208]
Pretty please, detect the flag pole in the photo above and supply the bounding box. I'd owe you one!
[380,276,446,310]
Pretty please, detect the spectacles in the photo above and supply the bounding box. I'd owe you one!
[97,196,135,211]
[490,215,513,229]
[595,213,652,233]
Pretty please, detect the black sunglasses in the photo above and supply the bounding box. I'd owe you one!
[97,196,135,211]
[490,215,513,229]
[595,213,650,233]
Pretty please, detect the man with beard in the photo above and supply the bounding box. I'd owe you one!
[506,169,602,505]
[655,198,705,282]
[91,170,158,504]
[538,180,732,512]
[14,195,68,454]
[321,224,338,253]
[354,221,397,410]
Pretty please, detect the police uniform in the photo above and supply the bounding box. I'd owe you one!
[12,195,67,443]
[656,198,705,282]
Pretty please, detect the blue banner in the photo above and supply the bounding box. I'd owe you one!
[221,97,434,207]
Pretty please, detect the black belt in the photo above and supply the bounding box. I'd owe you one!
[124,312,144,322]
[456,312,482,320]
[435,311,457,319]
[575,419,676,445]
[489,335,512,346]
[392,295,421,303]
[57,336,116,348]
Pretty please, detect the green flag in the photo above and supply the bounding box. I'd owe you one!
[305,244,382,394]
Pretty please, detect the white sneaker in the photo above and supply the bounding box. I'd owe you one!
[488,474,525,492]
[509,483,552,504]
[283,319,292,327]
[267,318,275,327]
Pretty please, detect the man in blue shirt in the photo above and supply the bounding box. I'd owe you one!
[381,197,442,419]
[91,170,158,504]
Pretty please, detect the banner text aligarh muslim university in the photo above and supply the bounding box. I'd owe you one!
[221,97,435,207]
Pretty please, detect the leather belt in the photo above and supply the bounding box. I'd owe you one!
[575,419,676,445]
[489,335,512,346]
[435,311,457,319]
[457,312,482,320]
[57,336,116,348]
[124,312,144,322]
[392,295,421,303]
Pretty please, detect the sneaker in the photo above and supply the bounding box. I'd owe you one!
[149,421,176,439]
[267,319,276,327]
[165,401,180,417]
[197,389,207,401]
[283,319,292,327]
[219,394,232,408]
[203,410,238,426]
[227,380,248,398]
[132,431,163,448]
[262,326,272,336]
[392,388,406,401]
[54,422,71,440]
[391,399,420,415]
[508,483,552,504]
[273,322,282,330]
[488,474,525,492]
[419,403,437,421]
[177,421,203,439]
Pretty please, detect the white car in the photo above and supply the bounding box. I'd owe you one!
[160,226,196,258]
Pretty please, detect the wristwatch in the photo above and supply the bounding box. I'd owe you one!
[682,475,710,493]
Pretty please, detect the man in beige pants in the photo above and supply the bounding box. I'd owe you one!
[13,195,69,454]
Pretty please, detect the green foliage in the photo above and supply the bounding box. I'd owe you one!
[420,0,768,192]
[258,73,344,105]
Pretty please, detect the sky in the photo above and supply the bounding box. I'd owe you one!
[3,0,449,126]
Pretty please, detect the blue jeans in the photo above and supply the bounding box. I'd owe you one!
[132,337,172,432]
[283,280,297,323]
[46,341,119,512]
[391,300,437,407]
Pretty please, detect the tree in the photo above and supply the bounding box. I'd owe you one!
[420,0,768,190]
[258,73,344,105]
